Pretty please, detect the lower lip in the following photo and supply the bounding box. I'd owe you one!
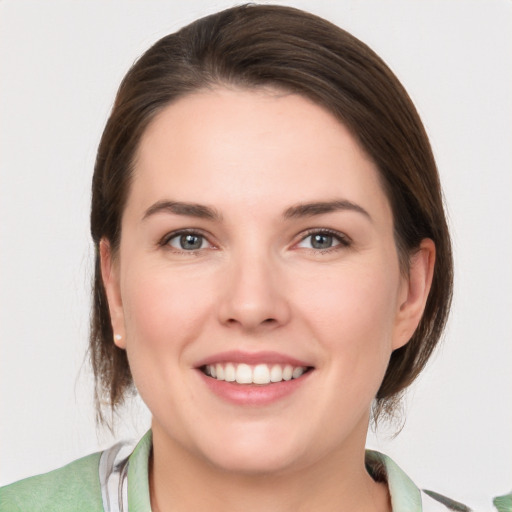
[197,370,313,406]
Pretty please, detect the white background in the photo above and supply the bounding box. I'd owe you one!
[1,1,511,509]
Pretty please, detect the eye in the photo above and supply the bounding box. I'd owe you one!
[296,230,349,250]
[165,231,209,251]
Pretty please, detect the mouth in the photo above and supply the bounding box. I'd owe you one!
[194,351,315,404]
[200,362,313,385]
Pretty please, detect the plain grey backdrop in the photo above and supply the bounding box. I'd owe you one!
[1,1,511,508]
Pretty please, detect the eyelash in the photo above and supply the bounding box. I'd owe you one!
[158,229,214,254]
[296,228,351,253]
[158,228,351,254]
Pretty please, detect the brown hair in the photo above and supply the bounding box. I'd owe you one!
[90,4,453,423]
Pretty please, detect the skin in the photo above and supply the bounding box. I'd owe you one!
[101,88,435,512]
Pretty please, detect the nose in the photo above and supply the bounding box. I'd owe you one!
[217,252,291,332]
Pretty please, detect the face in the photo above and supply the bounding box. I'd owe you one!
[102,88,432,475]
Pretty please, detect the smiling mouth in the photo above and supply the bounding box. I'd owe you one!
[200,363,313,385]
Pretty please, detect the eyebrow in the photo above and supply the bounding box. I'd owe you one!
[142,200,223,221]
[142,199,371,223]
[283,200,372,221]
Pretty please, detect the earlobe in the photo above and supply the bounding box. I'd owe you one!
[392,238,436,350]
[99,239,127,349]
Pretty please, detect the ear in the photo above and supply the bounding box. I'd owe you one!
[100,239,126,349]
[392,238,436,350]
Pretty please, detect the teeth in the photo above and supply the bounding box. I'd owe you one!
[225,363,236,382]
[203,363,309,385]
[282,365,293,381]
[269,364,283,382]
[253,364,271,384]
[292,367,305,379]
[236,364,252,384]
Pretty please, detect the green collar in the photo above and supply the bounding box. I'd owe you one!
[126,431,424,512]
[127,430,153,511]
[366,450,422,512]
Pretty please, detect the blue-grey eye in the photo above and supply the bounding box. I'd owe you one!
[310,233,334,249]
[168,233,207,250]
[297,232,344,250]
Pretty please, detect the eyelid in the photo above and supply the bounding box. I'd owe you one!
[157,227,350,253]
[294,228,352,249]
[158,228,216,251]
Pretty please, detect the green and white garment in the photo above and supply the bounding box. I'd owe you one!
[1,431,510,511]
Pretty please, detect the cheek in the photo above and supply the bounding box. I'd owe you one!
[120,266,211,363]
[118,267,210,416]
[298,260,401,363]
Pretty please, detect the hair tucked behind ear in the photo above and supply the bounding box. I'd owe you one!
[90,4,453,427]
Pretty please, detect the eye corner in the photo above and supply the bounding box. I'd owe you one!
[294,228,352,252]
[158,229,216,253]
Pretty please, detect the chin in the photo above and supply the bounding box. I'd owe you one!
[193,426,307,475]
[205,447,300,476]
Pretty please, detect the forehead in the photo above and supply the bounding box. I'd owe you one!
[130,87,390,220]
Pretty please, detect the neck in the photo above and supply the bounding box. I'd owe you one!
[149,423,390,512]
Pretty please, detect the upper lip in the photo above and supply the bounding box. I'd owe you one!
[194,350,313,368]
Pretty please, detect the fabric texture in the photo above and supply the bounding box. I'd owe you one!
[0,452,104,512]
[1,431,509,512]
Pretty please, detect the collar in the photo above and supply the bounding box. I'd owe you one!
[123,431,433,512]
[126,429,152,510]
[366,450,423,511]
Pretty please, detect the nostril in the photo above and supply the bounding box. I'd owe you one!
[225,317,276,326]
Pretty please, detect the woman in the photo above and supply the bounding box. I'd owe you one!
[1,4,509,512]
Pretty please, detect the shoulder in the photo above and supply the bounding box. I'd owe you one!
[365,449,503,512]
[0,452,104,512]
